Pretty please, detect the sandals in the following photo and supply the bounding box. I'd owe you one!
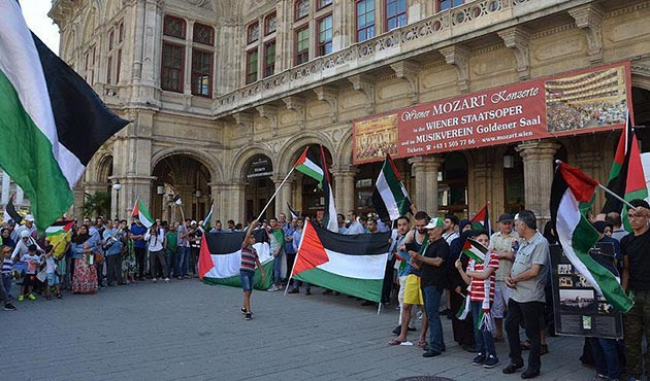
[388,339,404,346]
[417,339,428,350]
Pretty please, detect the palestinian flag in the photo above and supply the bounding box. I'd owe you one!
[45,220,74,259]
[462,237,487,264]
[198,230,273,290]
[0,1,128,230]
[470,203,492,234]
[621,133,648,231]
[131,198,154,228]
[372,154,412,221]
[287,202,300,219]
[294,147,324,182]
[319,145,338,232]
[203,203,214,230]
[551,162,633,312]
[292,220,390,302]
[601,118,631,214]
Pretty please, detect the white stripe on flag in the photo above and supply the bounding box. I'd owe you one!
[0,1,83,186]
[301,159,324,177]
[556,189,604,296]
[318,249,388,280]
[376,170,400,221]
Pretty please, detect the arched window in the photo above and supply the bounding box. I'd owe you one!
[295,0,310,20]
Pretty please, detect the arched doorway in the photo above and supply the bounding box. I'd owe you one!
[151,155,211,223]
[244,154,274,222]
[288,145,333,219]
[438,152,468,218]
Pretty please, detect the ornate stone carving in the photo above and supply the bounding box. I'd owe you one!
[233,111,254,139]
[568,4,604,64]
[389,61,420,104]
[439,44,471,93]
[313,85,339,123]
[348,74,376,114]
[498,27,531,80]
[255,105,279,137]
[282,96,306,130]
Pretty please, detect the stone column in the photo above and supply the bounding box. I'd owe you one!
[331,166,358,217]
[516,141,560,226]
[574,148,605,211]
[272,173,294,220]
[409,155,444,216]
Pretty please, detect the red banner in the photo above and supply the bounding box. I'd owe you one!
[353,62,633,164]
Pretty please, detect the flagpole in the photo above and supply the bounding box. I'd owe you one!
[257,167,295,222]
[284,216,308,297]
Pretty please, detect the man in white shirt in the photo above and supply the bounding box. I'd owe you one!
[345,210,366,235]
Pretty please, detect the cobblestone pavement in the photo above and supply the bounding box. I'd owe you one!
[0,279,594,381]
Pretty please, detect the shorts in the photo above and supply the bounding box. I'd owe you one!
[240,271,255,292]
[492,281,511,318]
[47,273,60,286]
[403,274,423,306]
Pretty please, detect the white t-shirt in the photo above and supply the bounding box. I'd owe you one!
[45,256,57,274]
[21,253,42,275]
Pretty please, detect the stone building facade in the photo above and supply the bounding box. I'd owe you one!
[49,0,650,226]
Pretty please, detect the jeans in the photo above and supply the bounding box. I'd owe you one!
[422,284,445,353]
[273,251,283,286]
[623,289,650,379]
[165,248,176,278]
[134,246,146,278]
[105,254,123,285]
[589,337,620,380]
[2,273,12,300]
[471,301,496,356]
[0,273,9,305]
[176,246,190,277]
[505,299,545,371]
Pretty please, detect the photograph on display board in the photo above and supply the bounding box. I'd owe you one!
[353,113,398,163]
[545,66,628,133]
[559,288,597,313]
[558,264,573,275]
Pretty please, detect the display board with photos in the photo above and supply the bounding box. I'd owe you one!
[550,243,623,339]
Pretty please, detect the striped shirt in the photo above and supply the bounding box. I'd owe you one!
[2,258,12,274]
[240,246,259,273]
[469,251,499,303]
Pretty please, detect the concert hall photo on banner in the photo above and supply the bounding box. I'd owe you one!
[549,243,623,339]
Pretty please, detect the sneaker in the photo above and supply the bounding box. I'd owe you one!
[245,312,252,320]
[177,276,183,280]
[56,294,63,299]
[473,353,486,366]
[422,350,441,358]
[164,278,170,283]
[267,286,279,292]
[3,303,17,311]
[240,307,247,314]
[18,295,24,302]
[483,355,500,369]
[28,293,36,301]
[152,278,157,282]
[503,362,524,374]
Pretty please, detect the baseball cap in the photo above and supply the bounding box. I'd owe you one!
[498,213,514,223]
[25,215,34,222]
[424,217,445,230]
[20,230,30,238]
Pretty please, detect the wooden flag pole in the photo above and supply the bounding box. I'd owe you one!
[597,183,637,210]
[257,167,295,222]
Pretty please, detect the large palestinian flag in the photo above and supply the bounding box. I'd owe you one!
[0,1,129,230]
[294,147,338,232]
[551,162,633,312]
[372,154,412,221]
[199,230,273,290]
[131,199,154,228]
[292,221,390,302]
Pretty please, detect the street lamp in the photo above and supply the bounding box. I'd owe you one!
[112,181,122,219]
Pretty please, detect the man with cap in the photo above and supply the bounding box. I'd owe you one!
[621,200,650,381]
[409,217,449,358]
[15,214,36,240]
[488,213,518,342]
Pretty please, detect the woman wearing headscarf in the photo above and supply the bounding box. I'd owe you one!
[71,225,98,294]
[446,219,475,352]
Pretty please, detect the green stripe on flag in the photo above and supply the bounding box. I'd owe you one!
[0,69,73,228]
[296,163,323,183]
[294,267,384,302]
[201,261,273,290]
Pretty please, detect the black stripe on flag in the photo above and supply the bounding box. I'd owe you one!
[204,230,267,254]
[311,222,390,256]
[32,34,129,166]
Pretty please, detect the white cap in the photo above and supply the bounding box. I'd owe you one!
[191,220,197,225]
[20,230,31,238]
[25,215,34,222]
[424,217,445,230]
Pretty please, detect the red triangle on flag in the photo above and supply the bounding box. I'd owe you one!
[625,135,646,194]
[559,162,598,203]
[292,221,330,275]
[198,236,215,280]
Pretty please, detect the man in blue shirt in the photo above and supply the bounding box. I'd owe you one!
[103,220,124,286]
[130,218,148,279]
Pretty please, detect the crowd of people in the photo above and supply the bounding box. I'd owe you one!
[2,200,650,381]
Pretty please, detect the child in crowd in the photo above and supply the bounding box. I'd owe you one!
[455,230,500,369]
[44,245,63,300]
[240,220,266,321]
[20,244,43,301]
[2,246,13,300]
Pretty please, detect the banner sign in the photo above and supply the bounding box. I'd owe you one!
[246,155,273,179]
[353,62,633,164]
[550,243,623,339]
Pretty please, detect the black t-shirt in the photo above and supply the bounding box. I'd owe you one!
[621,228,650,291]
[420,238,449,289]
